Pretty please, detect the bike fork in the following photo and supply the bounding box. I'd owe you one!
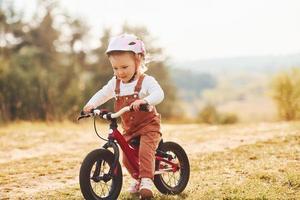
[103,140,120,177]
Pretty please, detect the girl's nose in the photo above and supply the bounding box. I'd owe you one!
[118,71,124,76]
[115,73,121,79]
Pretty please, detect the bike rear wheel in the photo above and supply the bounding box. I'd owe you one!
[79,149,122,200]
[154,141,190,194]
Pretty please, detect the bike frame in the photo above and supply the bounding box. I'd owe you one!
[102,119,179,179]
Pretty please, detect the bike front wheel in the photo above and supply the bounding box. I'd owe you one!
[154,141,190,195]
[79,149,122,200]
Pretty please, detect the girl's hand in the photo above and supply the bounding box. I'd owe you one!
[131,99,147,111]
[83,104,95,114]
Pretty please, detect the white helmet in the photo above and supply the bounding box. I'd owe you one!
[106,33,146,55]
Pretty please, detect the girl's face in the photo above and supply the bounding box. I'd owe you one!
[109,52,140,83]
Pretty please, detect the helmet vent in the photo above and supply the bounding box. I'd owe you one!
[128,42,136,45]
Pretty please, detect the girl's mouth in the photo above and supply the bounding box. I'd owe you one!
[119,76,129,82]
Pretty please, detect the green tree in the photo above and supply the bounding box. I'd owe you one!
[0,1,180,122]
[0,1,88,121]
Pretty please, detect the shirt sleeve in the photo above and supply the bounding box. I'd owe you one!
[143,76,164,106]
[85,77,115,108]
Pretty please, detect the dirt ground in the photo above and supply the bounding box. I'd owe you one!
[0,121,299,199]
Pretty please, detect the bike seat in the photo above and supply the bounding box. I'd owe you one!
[129,136,164,150]
[129,136,140,147]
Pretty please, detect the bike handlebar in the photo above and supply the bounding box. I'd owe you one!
[77,103,151,121]
[108,106,131,119]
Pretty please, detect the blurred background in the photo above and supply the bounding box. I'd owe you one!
[1,0,300,124]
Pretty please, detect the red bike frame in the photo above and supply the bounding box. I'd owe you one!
[78,107,179,180]
[108,128,179,179]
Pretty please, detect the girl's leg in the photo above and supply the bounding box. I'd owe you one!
[139,131,161,178]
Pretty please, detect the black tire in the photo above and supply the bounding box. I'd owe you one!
[79,149,122,200]
[154,141,190,195]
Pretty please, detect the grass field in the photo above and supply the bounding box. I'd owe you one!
[0,121,299,199]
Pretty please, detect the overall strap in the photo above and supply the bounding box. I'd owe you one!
[115,77,121,95]
[134,74,145,93]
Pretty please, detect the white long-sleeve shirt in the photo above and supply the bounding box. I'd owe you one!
[86,74,164,108]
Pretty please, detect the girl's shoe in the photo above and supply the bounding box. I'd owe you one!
[139,178,154,199]
[128,179,140,194]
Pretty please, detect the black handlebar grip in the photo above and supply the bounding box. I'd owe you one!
[78,109,93,121]
[77,116,85,121]
[139,103,150,112]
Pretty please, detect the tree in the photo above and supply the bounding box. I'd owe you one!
[0,0,89,121]
[0,1,180,122]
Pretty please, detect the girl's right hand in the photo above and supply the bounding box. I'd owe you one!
[83,104,95,114]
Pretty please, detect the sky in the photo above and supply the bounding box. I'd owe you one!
[10,0,300,61]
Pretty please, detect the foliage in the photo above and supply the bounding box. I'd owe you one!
[0,1,178,122]
[197,104,218,124]
[271,68,300,120]
[197,104,238,124]
[218,113,239,124]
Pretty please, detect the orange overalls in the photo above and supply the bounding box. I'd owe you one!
[114,74,161,179]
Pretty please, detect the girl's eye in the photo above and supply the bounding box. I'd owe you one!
[113,66,127,70]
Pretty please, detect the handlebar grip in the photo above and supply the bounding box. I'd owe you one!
[77,115,85,121]
[139,103,150,112]
[78,110,93,121]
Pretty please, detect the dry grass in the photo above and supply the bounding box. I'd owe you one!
[0,121,299,199]
[33,134,300,200]
[186,134,300,200]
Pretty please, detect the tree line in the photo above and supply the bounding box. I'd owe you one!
[0,1,178,122]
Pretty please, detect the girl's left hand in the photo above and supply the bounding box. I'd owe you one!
[131,99,147,111]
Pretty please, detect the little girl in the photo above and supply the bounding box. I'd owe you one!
[83,33,164,199]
